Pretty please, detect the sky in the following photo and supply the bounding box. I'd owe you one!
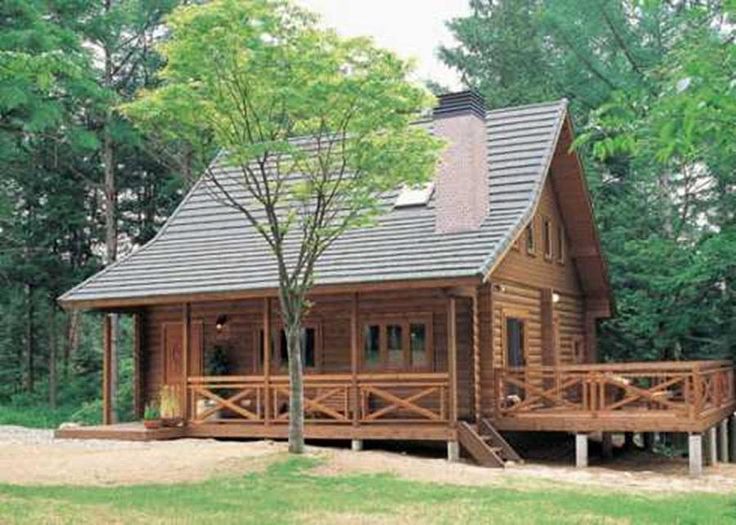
[295,0,471,90]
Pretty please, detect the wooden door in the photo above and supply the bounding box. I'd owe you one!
[162,321,204,386]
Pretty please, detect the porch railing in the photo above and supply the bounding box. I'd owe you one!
[187,372,449,425]
[495,360,734,423]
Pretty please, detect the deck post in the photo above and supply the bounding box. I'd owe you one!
[472,290,481,423]
[575,433,588,468]
[719,418,729,463]
[102,315,113,425]
[263,297,271,425]
[706,426,717,466]
[181,303,190,421]
[601,432,613,460]
[351,293,359,428]
[447,440,460,462]
[730,415,736,463]
[688,433,703,476]
[351,439,363,452]
[447,296,458,428]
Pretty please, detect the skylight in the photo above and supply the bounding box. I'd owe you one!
[395,182,435,208]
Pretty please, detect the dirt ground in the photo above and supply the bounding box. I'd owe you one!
[1,426,735,493]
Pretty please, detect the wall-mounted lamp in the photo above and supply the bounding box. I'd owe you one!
[552,292,561,304]
[493,284,507,293]
[215,314,229,332]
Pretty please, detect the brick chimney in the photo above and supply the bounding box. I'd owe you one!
[433,91,489,234]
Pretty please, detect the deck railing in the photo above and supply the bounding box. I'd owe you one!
[495,360,734,425]
[187,372,449,425]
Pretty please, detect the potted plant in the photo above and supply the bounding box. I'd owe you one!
[143,403,161,430]
[159,385,183,427]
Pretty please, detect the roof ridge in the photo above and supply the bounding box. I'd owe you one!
[486,98,567,115]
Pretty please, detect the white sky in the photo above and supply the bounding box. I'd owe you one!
[295,0,470,90]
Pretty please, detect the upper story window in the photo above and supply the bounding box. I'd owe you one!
[557,224,566,264]
[543,217,553,260]
[525,220,536,255]
[362,315,433,371]
[394,182,434,208]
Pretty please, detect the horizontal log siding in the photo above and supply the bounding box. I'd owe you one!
[141,288,474,419]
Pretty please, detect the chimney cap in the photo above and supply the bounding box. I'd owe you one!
[433,90,487,120]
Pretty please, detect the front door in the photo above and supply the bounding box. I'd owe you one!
[162,321,203,417]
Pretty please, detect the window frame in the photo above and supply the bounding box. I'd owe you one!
[542,216,553,261]
[501,309,529,368]
[556,223,566,265]
[525,219,536,256]
[255,322,323,373]
[360,313,434,372]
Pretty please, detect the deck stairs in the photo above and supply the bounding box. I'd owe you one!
[457,419,522,468]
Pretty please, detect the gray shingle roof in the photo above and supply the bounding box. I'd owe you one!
[60,99,568,306]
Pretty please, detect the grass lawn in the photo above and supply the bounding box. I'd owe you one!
[0,456,733,524]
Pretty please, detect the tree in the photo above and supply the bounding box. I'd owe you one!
[125,0,442,452]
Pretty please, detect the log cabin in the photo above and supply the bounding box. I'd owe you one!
[58,91,735,475]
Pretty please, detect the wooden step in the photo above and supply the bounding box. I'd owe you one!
[479,418,523,463]
[457,421,505,468]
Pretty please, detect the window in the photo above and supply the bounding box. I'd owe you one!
[557,224,565,264]
[525,220,536,255]
[259,326,319,371]
[363,324,381,369]
[362,315,432,370]
[505,318,526,367]
[543,217,553,260]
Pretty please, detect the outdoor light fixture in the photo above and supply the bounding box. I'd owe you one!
[493,284,506,293]
[215,314,228,332]
[552,292,561,304]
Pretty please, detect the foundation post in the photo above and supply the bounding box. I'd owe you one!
[719,419,729,463]
[351,439,363,452]
[706,426,717,466]
[730,415,736,463]
[689,433,703,477]
[575,433,588,468]
[601,432,613,460]
[447,441,460,462]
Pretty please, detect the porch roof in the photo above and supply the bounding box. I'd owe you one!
[60,100,570,308]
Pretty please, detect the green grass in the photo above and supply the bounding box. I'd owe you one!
[0,457,734,524]
[0,404,80,429]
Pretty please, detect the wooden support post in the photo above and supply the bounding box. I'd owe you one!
[351,293,359,427]
[472,290,481,423]
[447,296,458,428]
[575,433,588,468]
[263,297,271,425]
[181,303,190,421]
[689,433,703,477]
[102,315,113,425]
[719,419,729,463]
[643,432,655,451]
[706,426,717,466]
[601,432,613,460]
[730,415,736,463]
[133,312,143,419]
[351,439,363,452]
[447,441,460,463]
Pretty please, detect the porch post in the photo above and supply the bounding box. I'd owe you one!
[263,297,271,425]
[472,290,481,423]
[447,295,459,461]
[133,312,143,419]
[689,433,703,476]
[575,433,588,468]
[719,418,729,463]
[350,292,362,451]
[181,303,190,421]
[102,314,113,425]
[730,414,736,463]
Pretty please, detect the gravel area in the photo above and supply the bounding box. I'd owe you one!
[1,425,735,493]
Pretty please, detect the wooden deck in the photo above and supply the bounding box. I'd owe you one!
[55,422,186,441]
[493,360,736,433]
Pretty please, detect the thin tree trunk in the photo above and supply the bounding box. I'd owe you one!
[25,283,34,393]
[49,305,57,409]
[286,321,305,454]
[102,8,119,422]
